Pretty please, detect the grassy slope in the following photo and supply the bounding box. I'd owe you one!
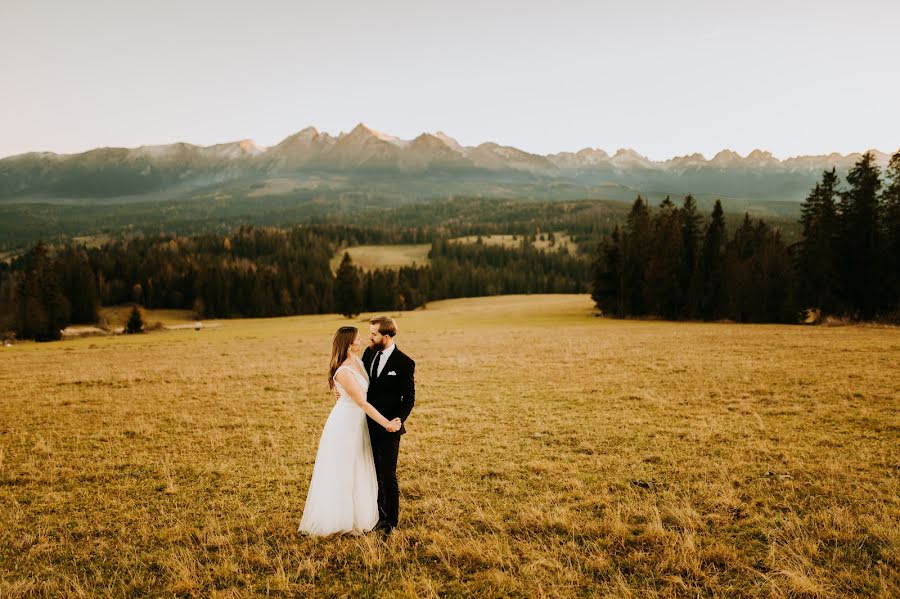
[329,245,432,273]
[0,295,897,597]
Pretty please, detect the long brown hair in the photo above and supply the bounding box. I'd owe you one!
[328,326,358,389]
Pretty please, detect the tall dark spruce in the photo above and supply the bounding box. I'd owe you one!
[797,168,840,313]
[334,252,364,318]
[695,200,726,320]
[837,152,882,319]
[880,151,900,312]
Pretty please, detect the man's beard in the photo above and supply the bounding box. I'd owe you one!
[371,338,387,351]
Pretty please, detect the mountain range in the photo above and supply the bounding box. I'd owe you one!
[0,123,893,204]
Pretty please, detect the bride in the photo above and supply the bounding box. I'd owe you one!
[298,326,401,536]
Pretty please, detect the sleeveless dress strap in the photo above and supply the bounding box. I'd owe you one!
[334,363,365,383]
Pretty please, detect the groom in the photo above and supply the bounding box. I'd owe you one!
[362,315,415,534]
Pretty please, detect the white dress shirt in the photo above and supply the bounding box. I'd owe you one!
[371,342,396,378]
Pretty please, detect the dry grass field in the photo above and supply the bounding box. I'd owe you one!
[71,235,113,249]
[330,245,431,273]
[1,295,898,597]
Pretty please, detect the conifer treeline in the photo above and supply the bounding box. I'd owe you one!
[0,225,590,339]
[592,151,900,322]
[0,244,100,341]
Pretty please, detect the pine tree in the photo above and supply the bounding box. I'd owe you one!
[56,246,100,324]
[838,152,882,318]
[723,214,757,321]
[622,196,651,315]
[681,194,702,316]
[0,269,17,335]
[695,200,726,320]
[592,226,624,316]
[125,304,144,334]
[645,197,684,318]
[15,243,71,341]
[880,150,900,313]
[334,252,363,318]
[796,168,839,314]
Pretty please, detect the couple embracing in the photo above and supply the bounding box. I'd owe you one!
[298,316,415,536]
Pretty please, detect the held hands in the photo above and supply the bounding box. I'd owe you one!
[384,417,402,433]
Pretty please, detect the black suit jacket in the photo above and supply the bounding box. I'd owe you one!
[362,345,415,435]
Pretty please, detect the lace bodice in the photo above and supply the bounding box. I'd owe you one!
[333,357,369,404]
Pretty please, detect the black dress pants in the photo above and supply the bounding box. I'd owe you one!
[369,427,401,528]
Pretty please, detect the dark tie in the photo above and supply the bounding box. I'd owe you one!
[370,350,382,379]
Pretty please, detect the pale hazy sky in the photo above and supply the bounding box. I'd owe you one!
[2,0,898,160]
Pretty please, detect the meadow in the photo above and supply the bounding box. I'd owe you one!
[0,295,897,597]
[329,244,431,272]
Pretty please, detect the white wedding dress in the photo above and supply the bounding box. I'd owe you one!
[298,356,379,536]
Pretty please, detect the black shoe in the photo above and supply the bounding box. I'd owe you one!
[374,521,396,537]
[373,519,391,532]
